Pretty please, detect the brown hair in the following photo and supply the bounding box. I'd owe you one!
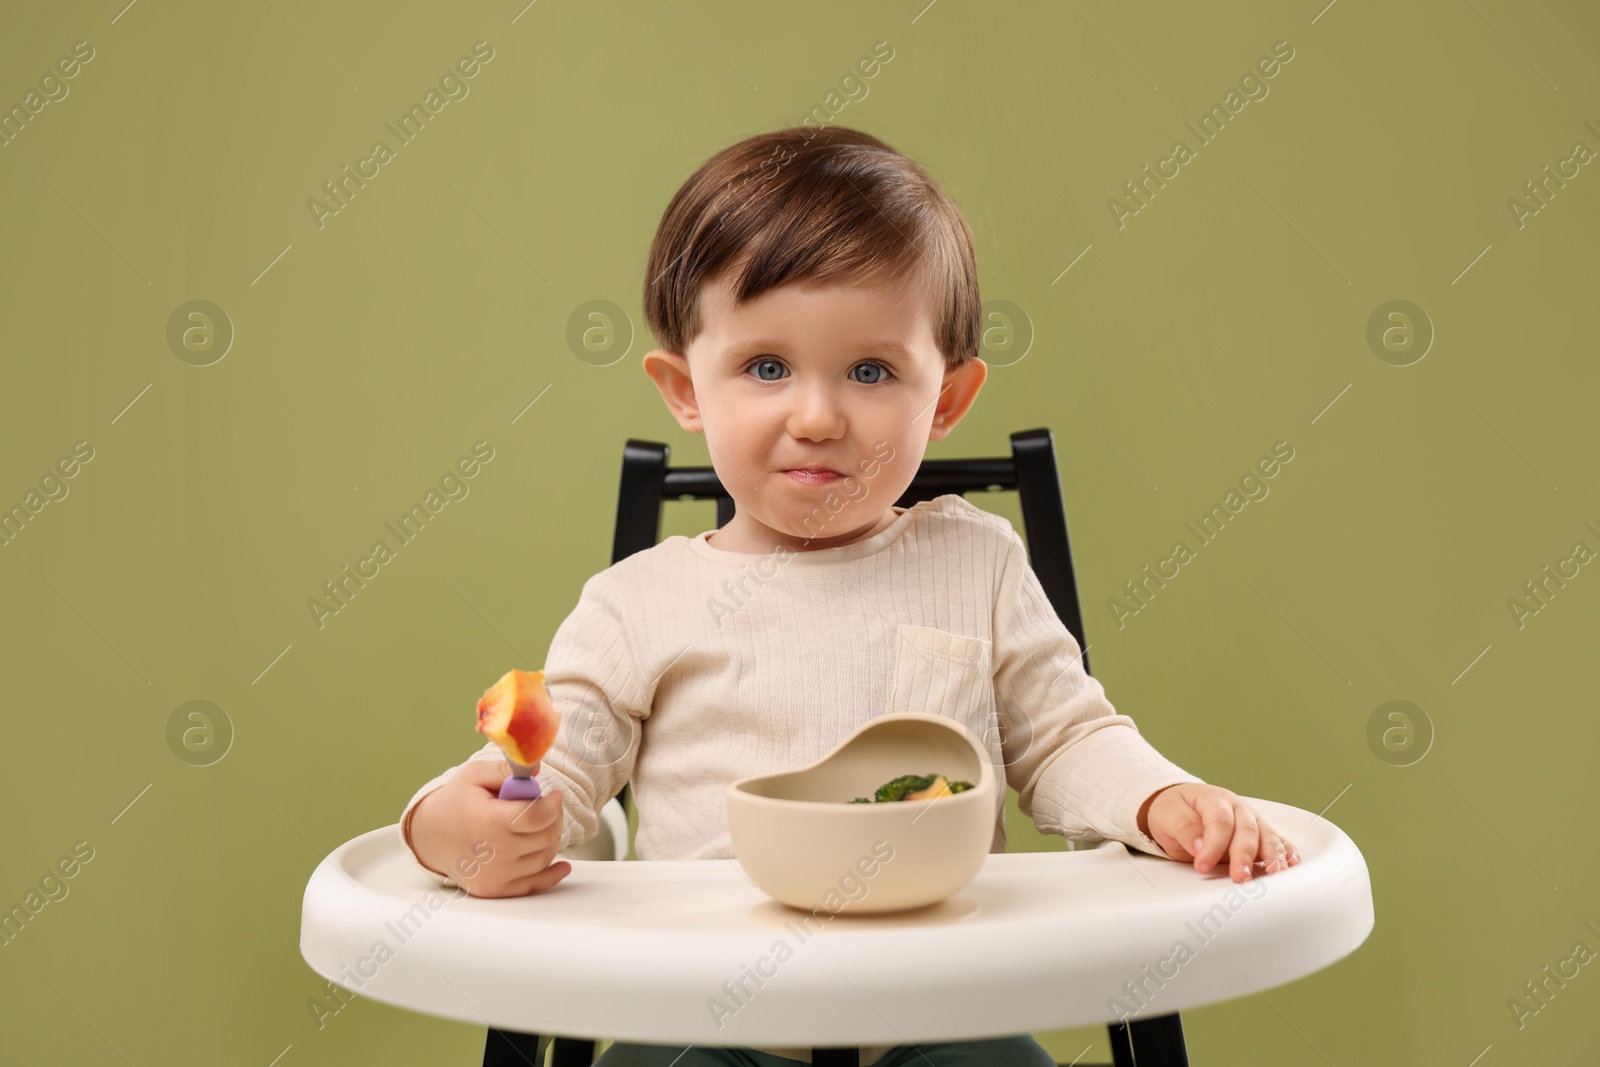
[643,125,979,370]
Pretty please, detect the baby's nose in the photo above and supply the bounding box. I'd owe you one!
[786,389,846,438]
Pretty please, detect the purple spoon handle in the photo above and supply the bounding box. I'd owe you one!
[492,756,542,801]
[498,775,543,801]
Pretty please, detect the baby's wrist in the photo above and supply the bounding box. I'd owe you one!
[1136,784,1179,839]
[406,792,447,873]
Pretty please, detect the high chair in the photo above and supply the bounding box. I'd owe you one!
[494,428,1189,1067]
[298,430,1373,1067]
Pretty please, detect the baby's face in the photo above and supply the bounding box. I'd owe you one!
[643,271,986,552]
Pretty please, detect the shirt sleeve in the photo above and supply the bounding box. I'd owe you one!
[991,526,1203,858]
[397,567,649,887]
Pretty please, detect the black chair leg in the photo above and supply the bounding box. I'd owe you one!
[483,1027,545,1067]
[813,1048,860,1067]
[551,1037,596,1066]
[1106,1020,1135,1067]
[1127,1013,1188,1066]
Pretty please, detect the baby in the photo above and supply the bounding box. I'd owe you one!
[403,125,1299,1067]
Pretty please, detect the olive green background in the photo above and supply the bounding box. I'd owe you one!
[2,1,1596,1064]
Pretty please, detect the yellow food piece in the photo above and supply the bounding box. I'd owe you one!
[905,775,953,801]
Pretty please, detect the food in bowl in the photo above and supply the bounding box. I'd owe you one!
[729,713,995,912]
[849,773,975,803]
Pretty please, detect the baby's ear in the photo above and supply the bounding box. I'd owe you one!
[642,349,703,433]
[928,357,987,440]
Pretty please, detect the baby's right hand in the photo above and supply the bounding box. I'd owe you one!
[409,759,572,898]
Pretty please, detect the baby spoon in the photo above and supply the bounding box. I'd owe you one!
[498,760,543,801]
[475,668,559,803]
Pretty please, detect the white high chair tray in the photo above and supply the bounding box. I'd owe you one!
[300,797,1372,1047]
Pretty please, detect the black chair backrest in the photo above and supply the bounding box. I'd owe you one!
[608,428,1088,655]
[611,427,1092,669]
[605,427,1094,824]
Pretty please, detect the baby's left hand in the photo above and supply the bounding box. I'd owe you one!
[1139,783,1301,882]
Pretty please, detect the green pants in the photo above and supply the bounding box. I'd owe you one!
[592,1035,1058,1066]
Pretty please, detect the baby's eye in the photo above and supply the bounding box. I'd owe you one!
[749,358,786,382]
[850,361,892,385]
[742,358,895,384]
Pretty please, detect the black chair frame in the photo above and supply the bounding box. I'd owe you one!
[484,428,1190,1067]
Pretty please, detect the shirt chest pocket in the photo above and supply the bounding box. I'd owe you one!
[888,624,994,737]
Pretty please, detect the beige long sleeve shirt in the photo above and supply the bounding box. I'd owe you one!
[398,493,1203,1064]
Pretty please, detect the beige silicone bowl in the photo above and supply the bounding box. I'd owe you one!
[726,712,996,914]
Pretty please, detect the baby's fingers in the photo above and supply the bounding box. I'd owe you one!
[508,789,564,834]
[1257,820,1301,874]
[1225,803,1260,883]
[1146,800,1203,863]
[1240,815,1302,877]
[1190,795,1236,875]
[506,859,572,897]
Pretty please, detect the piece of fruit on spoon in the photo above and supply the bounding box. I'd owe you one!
[476,669,560,767]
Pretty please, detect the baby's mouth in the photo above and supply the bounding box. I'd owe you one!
[781,468,844,485]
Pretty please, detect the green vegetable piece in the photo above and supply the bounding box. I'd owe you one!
[876,774,937,802]
[845,773,977,803]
